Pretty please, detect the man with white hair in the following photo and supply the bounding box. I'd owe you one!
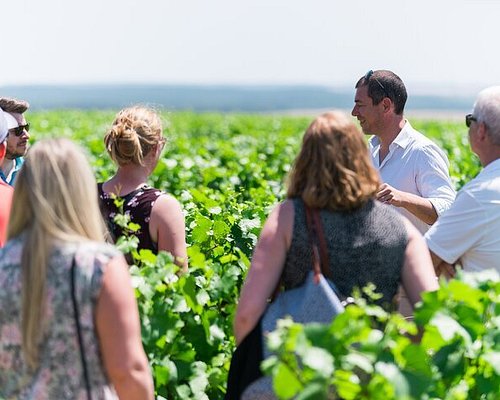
[425,86,500,276]
[0,108,14,246]
[0,97,30,186]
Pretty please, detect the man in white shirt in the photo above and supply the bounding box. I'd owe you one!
[425,86,500,276]
[352,70,456,234]
[352,70,456,316]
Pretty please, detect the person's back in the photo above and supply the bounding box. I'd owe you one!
[283,198,407,306]
[99,106,187,270]
[458,165,500,272]
[0,138,154,400]
[0,239,119,398]
[425,86,500,277]
[98,182,163,252]
[232,111,439,399]
[426,156,500,274]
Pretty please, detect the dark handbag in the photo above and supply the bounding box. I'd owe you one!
[71,256,93,400]
[224,319,264,400]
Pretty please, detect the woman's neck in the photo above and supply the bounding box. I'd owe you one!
[104,164,151,196]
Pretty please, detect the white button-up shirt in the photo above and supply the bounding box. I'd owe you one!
[425,158,500,274]
[369,121,456,234]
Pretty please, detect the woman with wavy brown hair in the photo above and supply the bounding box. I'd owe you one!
[234,110,438,345]
[98,106,187,270]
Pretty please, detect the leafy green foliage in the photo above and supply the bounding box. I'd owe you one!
[263,272,500,400]
[28,111,493,399]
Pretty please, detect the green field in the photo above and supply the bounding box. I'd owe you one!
[28,111,497,400]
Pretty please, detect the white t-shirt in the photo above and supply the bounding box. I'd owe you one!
[369,121,456,234]
[425,158,500,274]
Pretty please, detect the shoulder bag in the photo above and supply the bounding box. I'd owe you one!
[71,256,93,400]
[260,205,345,356]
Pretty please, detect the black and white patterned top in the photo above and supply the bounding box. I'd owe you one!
[97,183,164,254]
[0,237,120,399]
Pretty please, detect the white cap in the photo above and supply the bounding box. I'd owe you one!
[4,111,18,129]
[0,107,8,143]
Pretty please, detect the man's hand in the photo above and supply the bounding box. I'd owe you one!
[430,250,456,280]
[435,261,456,280]
[377,183,438,224]
[377,183,405,206]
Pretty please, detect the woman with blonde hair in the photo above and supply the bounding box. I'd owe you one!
[98,105,187,270]
[234,111,439,344]
[0,138,154,399]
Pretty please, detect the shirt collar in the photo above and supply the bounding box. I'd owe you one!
[480,157,500,174]
[391,120,413,149]
[369,120,413,149]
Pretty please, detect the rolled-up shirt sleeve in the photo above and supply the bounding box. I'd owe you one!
[425,190,484,264]
[416,145,456,215]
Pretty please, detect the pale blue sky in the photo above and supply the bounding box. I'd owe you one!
[2,0,499,95]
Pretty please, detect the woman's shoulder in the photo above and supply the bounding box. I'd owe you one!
[128,185,165,207]
[73,242,123,293]
[48,240,121,267]
[285,197,304,214]
[369,201,409,239]
[76,240,122,261]
[138,184,164,196]
[150,191,182,212]
[370,200,405,220]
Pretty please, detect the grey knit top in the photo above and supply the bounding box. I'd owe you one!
[282,198,409,307]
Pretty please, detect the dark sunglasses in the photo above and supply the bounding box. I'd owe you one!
[8,123,30,137]
[364,69,388,96]
[465,114,477,128]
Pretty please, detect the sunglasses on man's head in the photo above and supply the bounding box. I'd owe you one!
[364,70,388,96]
[9,123,30,137]
[465,114,477,128]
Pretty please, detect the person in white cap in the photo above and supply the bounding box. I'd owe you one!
[0,107,14,246]
[0,97,30,186]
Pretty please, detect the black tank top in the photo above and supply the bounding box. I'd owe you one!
[97,183,163,254]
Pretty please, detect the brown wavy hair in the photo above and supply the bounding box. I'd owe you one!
[104,105,163,166]
[287,111,380,210]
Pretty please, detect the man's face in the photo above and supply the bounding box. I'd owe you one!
[6,112,30,159]
[351,85,384,135]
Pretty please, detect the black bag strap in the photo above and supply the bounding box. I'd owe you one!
[70,256,92,400]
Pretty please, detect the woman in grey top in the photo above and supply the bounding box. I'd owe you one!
[234,111,439,345]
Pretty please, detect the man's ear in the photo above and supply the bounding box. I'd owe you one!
[478,122,489,143]
[382,97,393,113]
